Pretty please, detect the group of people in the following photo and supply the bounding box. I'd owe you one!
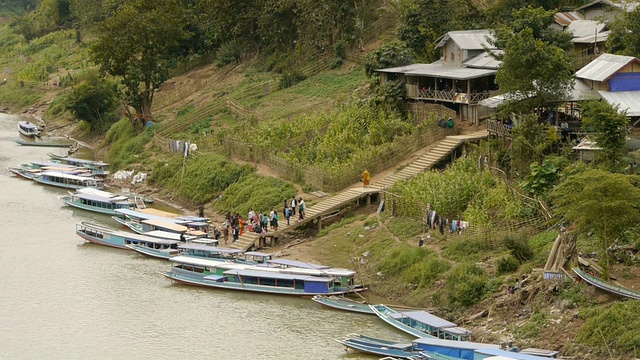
[216,198,309,243]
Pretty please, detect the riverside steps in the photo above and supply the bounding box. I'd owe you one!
[230,129,489,251]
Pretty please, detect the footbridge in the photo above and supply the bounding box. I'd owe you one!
[230,130,488,251]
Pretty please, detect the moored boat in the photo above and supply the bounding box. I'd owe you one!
[370,304,472,341]
[61,190,137,215]
[47,153,110,176]
[76,221,179,251]
[33,171,104,190]
[162,256,364,296]
[112,208,208,237]
[334,334,434,359]
[18,121,41,137]
[311,295,376,314]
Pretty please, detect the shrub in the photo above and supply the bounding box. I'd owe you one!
[212,174,296,216]
[442,238,488,261]
[503,235,534,262]
[575,301,640,355]
[216,39,241,67]
[497,255,520,274]
[279,71,306,89]
[441,263,489,308]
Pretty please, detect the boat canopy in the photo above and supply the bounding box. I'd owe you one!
[177,216,210,223]
[392,310,457,328]
[178,244,243,253]
[39,171,104,182]
[115,209,188,224]
[170,255,236,267]
[224,269,331,282]
[19,121,38,129]
[244,251,272,257]
[74,192,133,204]
[144,230,189,241]
[142,219,189,232]
[31,161,77,168]
[76,188,128,200]
[267,259,329,269]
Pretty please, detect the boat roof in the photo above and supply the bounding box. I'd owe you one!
[31,161,78,168]
[185,221,209,227]
[267,259,329,269]
[177,216,210,222]
[75,187,129,200]
[170,255,237,267]
[413,337,500,350]
[74,192,133,204]
[279,267,356,277]
[108,229,179,245]
[391,310,457,329]
[223,269,333,282]
[137,208,181,218]
[114,209,188,224]
[38,171,104,182]
[474,348,557,360]
[19,121,38,129]
[142,218,189,231]
[178,244,244,254]
[57,157,109,166]
[244,251,272,257]
[144,230,190,241]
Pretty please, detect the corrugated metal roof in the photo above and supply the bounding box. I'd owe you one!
[599,91,640,116]
[573,30,609,44]
[554,11,585,26]
[576,0,640,11]
[463,50,503,69]
[435,30,496,50]
[567,20,606,38]
[575,53,639,81]
[377,60,496,80]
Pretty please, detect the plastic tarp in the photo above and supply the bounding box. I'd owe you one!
[609,73,640,91]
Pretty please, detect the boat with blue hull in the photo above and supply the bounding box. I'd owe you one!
[33,171,104,190]
[370,304,472,341]
[162,256,365,296]
[61,190,137,215]
[76,221,180,251]
[112,209,209,237]
[47,153,110,176]
[337,334,558,360]
[18,121,41,137]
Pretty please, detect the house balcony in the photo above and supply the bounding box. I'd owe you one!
[407,84,499,104]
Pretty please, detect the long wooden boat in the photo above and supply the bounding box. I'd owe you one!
[312,295,376,314]
[370,305,472,341]
[162,256,364,296]
[334,334,433,359]
[61,190,137,215]
[18,121,41,137]
[112,208,208,237]
[15,139,74,147]
[47,153,110,176]
[7,166,40,180]
[33,171,104,190]
[76,221,180,251]
[573,267,640,300]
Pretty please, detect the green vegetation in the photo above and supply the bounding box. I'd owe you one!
[576,301,640,355]
[212,174,296,216]
[148,153,254,205]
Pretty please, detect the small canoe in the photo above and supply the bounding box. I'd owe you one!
[312,295,375,314]
[16,139,74,147]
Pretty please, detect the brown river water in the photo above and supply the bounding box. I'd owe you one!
[0,113,411,360]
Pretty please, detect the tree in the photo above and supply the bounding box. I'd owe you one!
[62,70,119,130]
[581,100,629,171]
[606,6,640,58]
[90,0,190,127]
[493,26,574,112]
[551,169,640,273]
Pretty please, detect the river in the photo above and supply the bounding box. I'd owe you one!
[0,113,411,360]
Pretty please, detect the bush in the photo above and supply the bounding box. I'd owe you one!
[212,174,296,216]
[575,301,640,355]
[442,238,488,261]
[441,263,489,308]
[503,235,534,263]
[497,255,520,274]
[216,40,241,67]
[279,71,306,89]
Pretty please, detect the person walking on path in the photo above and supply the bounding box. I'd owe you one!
[232,226,239,243]
[298,198,305,220]
[284,206,291,225]
[223,225,229,244]
[362,169,371,188]
[272,211,279,231]
[291,198,297,216]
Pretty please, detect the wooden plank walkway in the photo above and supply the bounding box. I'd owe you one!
[229,129,488,251]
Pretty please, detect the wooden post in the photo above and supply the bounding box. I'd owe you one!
[318,218,322,231]
[366,194,371,205]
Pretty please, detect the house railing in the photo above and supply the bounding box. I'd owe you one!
[487,119,513,137]
[414,88,499,104]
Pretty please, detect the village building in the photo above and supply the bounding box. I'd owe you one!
[575,0,639,22]
[576,53,640,119]
[375,30,500,126]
